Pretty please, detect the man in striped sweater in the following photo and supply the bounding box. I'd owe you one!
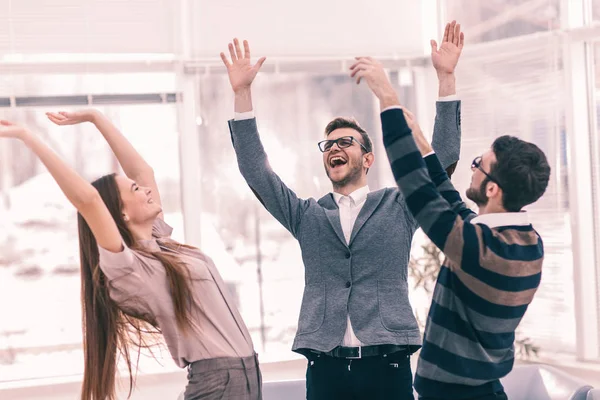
[351,59,551,400]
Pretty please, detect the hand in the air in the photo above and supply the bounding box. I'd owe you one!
[46,109,99,126]
[220,38,266,93]
[349,57,395,100]
[431,20,465,76]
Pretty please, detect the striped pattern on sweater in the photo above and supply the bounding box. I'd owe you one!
[381,108,544,399]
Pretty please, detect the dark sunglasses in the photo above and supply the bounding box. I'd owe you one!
[318,136,369,153]
[472,156,505,191]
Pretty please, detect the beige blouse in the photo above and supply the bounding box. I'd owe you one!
[97,218,254,367]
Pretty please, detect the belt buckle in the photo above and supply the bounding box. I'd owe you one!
[347,346,362,359]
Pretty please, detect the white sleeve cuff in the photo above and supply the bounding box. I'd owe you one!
[381,105,404,113]
[234,110,255,120]
[423,151,436,158]
[438,95,459,102]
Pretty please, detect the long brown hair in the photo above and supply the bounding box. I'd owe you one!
[78,173,194,400]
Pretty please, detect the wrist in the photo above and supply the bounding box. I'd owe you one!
[234,87,252,96]
[437,73,456,97]
[88,109,103,124]
[234,88,253,113]
[19,129,34,143]
[378,88,401,111]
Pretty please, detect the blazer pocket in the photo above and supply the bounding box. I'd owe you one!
[377,280,419,332]
[297,283,326,335]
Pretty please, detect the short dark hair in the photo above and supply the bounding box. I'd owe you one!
[325,117,373,154]
[490,135,551,212]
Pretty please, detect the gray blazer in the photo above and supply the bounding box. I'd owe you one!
[228,101,461,353]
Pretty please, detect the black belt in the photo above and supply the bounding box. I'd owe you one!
[317,344,408,359]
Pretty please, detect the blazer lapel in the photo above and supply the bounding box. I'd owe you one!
[349,189,386,245]
[319,194,348,246]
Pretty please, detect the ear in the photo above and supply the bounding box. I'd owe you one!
[363,152,375,169]
[486,181,502,200]
[122,213,130,222]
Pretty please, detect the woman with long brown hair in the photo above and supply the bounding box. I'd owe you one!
[0,109,261,400]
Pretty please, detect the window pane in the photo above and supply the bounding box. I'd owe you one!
[0,103,181,382]
[443,0,560,44]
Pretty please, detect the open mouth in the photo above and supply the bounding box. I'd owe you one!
[329,155,348,169]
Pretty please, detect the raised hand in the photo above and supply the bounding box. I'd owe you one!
[349,57,396,102]
[431,21,464,76]
[0,120,29,139]
[46,109,98,126]
[220,38,266,93]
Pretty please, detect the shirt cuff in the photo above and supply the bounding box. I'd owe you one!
[438,94,459,102]
[234,110,255,120]
[423,151,435,158]
[381,105,403,113]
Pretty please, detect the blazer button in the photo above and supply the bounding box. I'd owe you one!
[345,281,351,288]
[345,252,351,259]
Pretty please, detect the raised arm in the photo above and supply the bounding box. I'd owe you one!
[0,120,122,253]
[221,39,310,237]
[430,21,464,174]
[46,109,163,219]
[381,108,476,266]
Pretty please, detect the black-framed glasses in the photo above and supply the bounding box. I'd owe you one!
[318,136,369,153]
[472,156,505,191]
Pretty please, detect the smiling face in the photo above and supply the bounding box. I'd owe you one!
[322,128,372,189]
[114,174,162,224]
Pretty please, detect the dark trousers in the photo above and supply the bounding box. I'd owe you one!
[305,350,414,400]
[419,392,508,400]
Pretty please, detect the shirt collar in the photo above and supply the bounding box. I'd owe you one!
[332,185,370,205]
[470,212,530,228]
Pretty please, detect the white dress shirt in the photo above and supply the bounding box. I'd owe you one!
[331,185,370,346]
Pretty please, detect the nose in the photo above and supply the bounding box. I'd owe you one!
[145,187,152,195]
[330,142,342,152]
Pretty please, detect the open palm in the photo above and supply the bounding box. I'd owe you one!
[220,39,266,93]
[431,21,465,75]
[46,110,95,126]
[0,120,27,139]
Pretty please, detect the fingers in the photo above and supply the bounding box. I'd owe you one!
[448,20,456,44]
[243,40,251,59]
[443,22,450,43]
[220,52,231,68]
[459,32,465,50]
[453,23,461,46]
[228,43,237,61]
[254,56,267,70]
[349,58,373,71]
[354,71,366,84]
[430,39,438,54]
[0,120,13,126]
[233,38,243,60]
[349,64,369,78]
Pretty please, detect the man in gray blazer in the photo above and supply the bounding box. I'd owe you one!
[220,21,464,400]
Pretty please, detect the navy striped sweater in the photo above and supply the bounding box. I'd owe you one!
[381,108,544,399]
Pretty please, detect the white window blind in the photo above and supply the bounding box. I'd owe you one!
[443,0,560,44]
[190,0,425,58]
[0,0,175,54]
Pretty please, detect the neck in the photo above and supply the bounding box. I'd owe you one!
[478,203,508,215]
[128,220,154,241]
[333,179,367,196]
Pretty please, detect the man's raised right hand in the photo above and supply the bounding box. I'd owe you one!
[220,38,266,93]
